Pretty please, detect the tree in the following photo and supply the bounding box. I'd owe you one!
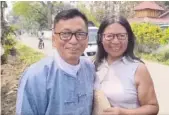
[1,1,8,45]
[13,1,47,30]
[1,1,17,64]
[81,1,139,24]
[12,1,75,31]
[156,1,169,10]
[77,2,100,27]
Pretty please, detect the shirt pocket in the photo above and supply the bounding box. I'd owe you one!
[78,91,93,107]
[64,91,77,110]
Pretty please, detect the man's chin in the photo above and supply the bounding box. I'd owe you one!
[68,53,80,59]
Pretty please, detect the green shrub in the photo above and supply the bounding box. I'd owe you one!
[137,49,169,65]
[131,23,164,53]
[3,34,17,56]
[156,49,169,62]
[161,27,169,44]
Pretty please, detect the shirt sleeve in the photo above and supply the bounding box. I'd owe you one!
[16,67,47,115]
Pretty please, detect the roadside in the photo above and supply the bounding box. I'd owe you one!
[1,41,44,115]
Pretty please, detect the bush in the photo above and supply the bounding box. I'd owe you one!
[131,23,164,53]
[156,49,169,62]
[138,49,169,65]
[161,27,169,44]
[1,34,17,64]
[1,24,18,64]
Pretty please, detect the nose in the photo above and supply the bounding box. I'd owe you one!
[111,35,119,44]
[69,34,78,44]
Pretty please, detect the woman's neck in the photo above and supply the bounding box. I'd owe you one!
[106,55,122,65]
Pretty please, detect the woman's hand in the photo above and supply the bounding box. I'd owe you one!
[101,107,123,115]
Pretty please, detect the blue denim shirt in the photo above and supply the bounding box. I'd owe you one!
[16,56,95,115]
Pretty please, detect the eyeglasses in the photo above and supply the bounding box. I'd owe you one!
[102,33,128,41]
[54,32,88,41]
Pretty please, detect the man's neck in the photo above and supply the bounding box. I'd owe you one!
[64,58,79,65]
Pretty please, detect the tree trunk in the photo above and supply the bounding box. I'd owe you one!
[47,1,52,29]
[1,1,8,64]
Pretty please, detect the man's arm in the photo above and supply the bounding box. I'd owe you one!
[16,67,47,115]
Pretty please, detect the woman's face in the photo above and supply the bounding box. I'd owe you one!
[102,23,128,59]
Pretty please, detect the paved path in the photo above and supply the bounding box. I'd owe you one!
[20,34,169,114]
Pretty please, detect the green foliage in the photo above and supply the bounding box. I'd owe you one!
[3,34,17,56]
[15,42,44,64]
[10,24,20,31]
[1,19,18,64]
[13,1,48,29]
[13,2,45,20]
[156,49,169,62]
[161,28,169,44]
[77,2,100,27]
[2,25,18,54]
[131,23,165,53]
[137,49,169,65]
[131,23,164,45]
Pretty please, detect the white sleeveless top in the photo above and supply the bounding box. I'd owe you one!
[94,57,141,109]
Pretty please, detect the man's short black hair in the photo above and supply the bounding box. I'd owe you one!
[53,9,88,29]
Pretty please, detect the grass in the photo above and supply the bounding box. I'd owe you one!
[136,52,169,66]
[15,42,45,65]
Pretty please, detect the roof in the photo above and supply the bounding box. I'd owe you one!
[134,1,164,11]
[159,10,169,18]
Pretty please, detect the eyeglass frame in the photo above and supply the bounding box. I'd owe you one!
[54,32,88,41]
[102,33,128,41]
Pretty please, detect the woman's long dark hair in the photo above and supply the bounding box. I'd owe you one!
[94,15,143,70]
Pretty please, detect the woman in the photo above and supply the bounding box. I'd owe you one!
[94,15,159,115]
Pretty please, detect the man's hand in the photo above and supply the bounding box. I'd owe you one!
[101,107,123,115]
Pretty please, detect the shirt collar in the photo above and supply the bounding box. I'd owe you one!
[53,49,80,78]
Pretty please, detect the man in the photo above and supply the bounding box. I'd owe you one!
[38,32,45,49]
[16,9,95,115]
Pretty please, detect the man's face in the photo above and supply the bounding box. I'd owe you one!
[52,17,88,64]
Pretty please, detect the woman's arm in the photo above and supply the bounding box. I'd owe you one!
[126,63,159,115]
[102,63,159,115]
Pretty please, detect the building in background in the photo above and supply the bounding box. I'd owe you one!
[128,1,169,29]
